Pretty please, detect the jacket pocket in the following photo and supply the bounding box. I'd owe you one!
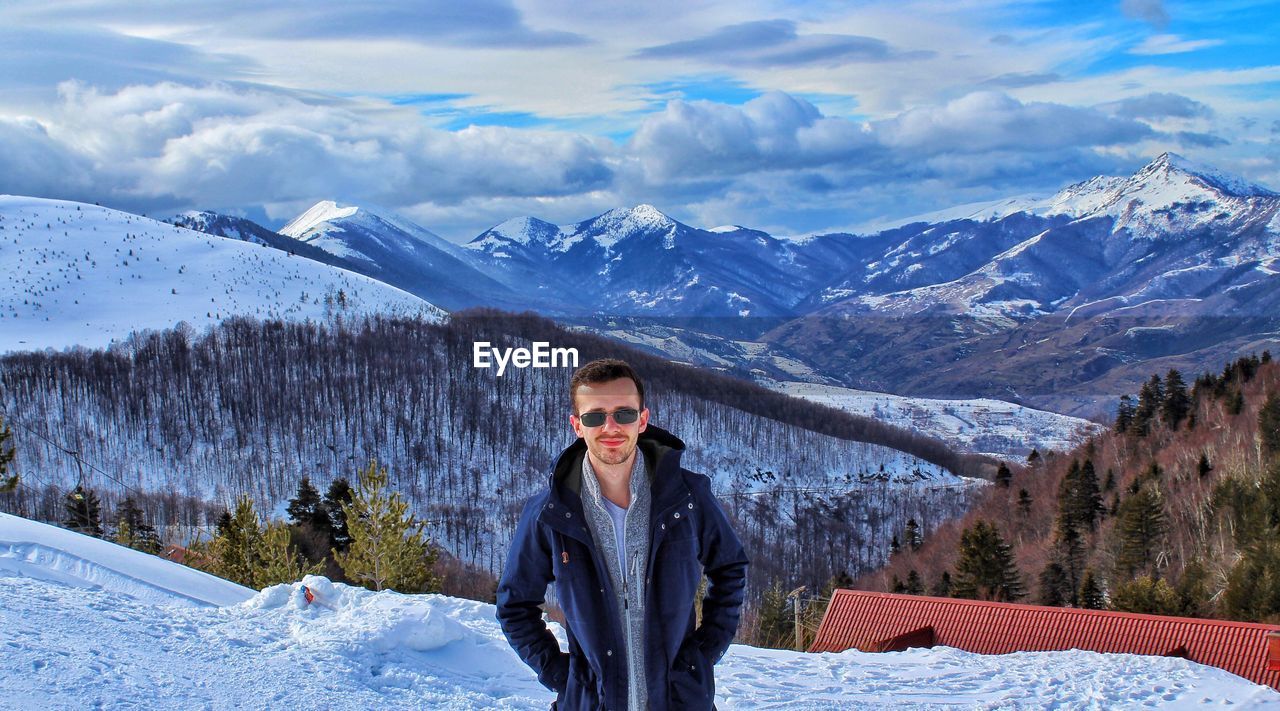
[668,639,714,710]
[558,654,602,711]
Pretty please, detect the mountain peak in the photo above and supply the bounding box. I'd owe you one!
[280,200,360,238]
[1136,152,1276,199]
[467,215,564,252]
[596,203,675,227]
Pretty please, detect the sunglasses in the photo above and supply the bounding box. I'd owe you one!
[577,408,640,427]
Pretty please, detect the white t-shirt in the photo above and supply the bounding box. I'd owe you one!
[601,496,629,585]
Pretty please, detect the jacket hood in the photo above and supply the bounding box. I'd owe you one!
[550,423,686,496]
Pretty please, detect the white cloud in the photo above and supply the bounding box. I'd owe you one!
[1130,34,1224,56]
[3,82,615,219]
[0,117,95,199]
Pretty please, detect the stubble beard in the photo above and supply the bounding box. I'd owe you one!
[590,437,636,467]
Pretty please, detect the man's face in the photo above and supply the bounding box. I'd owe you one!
[570,378,649,467]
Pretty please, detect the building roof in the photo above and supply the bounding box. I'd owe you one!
[810,589,1280,690]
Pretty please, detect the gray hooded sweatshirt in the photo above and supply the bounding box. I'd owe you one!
[580,451,651,711]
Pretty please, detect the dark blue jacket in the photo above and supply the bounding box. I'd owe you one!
[496,425,749,710]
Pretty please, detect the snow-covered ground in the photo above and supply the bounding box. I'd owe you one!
[768,381,1099,460]
[3,512,1277,709]
[0,195,443,352]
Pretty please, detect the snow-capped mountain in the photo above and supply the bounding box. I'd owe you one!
[171,210,357,272]
[766,381,1099,460]
[0,196,441,352]
[19,151,1274,416]
[465,204,868,319]
[7,512,1275,708]
[1043,152,1278,228]
[279,201,524,312]
[758,153,1280,414]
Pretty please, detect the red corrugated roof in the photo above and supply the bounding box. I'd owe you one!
[810,589,1280,690]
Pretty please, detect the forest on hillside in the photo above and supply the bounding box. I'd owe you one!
[0,311,985,624]
[862,351,1280,624]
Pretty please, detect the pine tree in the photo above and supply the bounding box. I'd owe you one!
[1057,459,1103,534]
[1059,456,1080,522]
[930,571,953,597]
[1027,449,1041,466]
[114,497,161,554]
[1161,369,1190,429]
[324,478,354,551]
[1050,520,1086,604]
[1227,389,1244,416]
[1175,560,1210,618]
[335,460,441,593]
[63,485,102,537]
[257,520,322,587]
[287,476,334,565]
[0,416,16,493]
[215,510,233,538]
[206,495,319,588]
[1114,395,1135,434]
[755,579,793,648]
[1038,562,1069,606]
[1111,576,1180,615]
[905,569,924,595]
[1016,489,1032,518]
[1221,539,1280,622]
[1197,453,1213,479]
[211,495,265,587]
[1078,568,1105,610]
[286,477,329,532]
[890,534,901,555]
[1074,460,1103,531]
[951,520,1024,602]
[1259,391,1280,459]
[904,519,923,551]
[995,462,1012,488]
[1115,484,1167,578]
[1132,376,1164,436]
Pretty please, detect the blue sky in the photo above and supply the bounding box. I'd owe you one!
[0,0,1276,240]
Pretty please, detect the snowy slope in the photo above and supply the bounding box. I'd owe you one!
[768,381,1100,459]
[1,513,1276,709]
[277,200,524,311]
[0,512,251,607]
[0,196,443,352]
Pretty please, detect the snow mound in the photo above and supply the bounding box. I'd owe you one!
[246,576,472,654]
[0,512,252,607]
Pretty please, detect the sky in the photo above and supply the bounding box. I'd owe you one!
[1,0,1277,241]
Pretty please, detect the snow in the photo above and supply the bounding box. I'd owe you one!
[851,152,1277,239]
[279,200,359,238]
[588,204,677,250]
[281,200,453,252]
[0,196,443,352]
[1038,152,1277,237]
[1,513,1276,709]
[854,194,1050,234]
[0,513,252,607]
[768,381,1098,460]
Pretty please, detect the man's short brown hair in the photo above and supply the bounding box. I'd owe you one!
[569,358,646,414]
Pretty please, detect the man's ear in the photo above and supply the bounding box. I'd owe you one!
[638,407,649,433]
[570,414,583,439]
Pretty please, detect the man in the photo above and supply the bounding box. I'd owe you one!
[497,358,749,710]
